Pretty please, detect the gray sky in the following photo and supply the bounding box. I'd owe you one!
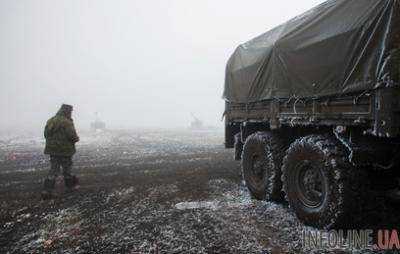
[0,0,324,131]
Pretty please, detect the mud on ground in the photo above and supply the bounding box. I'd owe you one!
[0,130,398,253]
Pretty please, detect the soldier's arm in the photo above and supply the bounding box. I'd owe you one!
[65,120,80,143]
[44,125,48,139]
[44,121,50,139]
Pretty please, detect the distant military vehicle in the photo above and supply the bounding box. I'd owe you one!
[90,112,106,131]
[223,0,400,229]
[190,113,205,130]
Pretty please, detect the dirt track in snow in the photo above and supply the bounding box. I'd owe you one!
[0,130,398,253]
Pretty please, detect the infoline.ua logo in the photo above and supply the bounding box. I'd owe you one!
[302,229,400,251]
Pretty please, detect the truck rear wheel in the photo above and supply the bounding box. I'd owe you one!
[242,132,285,201]
[282,135,364,229]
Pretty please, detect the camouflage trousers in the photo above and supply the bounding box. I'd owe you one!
[43,155,74,191]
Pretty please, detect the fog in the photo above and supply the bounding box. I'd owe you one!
[0,0,324,132]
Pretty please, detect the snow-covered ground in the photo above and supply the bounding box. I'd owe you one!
[0,129,395,253]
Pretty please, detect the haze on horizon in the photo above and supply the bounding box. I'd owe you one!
[0,0,324,133]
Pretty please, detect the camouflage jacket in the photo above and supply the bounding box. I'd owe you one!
[44,113,79,156]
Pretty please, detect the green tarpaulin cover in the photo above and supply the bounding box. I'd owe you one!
[223,0,400,103]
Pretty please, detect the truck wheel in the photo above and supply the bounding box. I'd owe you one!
[242,132,285,201]
[282,135,363,229]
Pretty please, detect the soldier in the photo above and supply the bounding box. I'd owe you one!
[42,104,80,199]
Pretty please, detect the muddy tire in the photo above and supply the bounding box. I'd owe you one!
[282,135,365,229]
[241,132,285,201]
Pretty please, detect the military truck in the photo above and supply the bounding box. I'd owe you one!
[223,0,400,229]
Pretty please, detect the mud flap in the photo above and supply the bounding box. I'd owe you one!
[234,133,243,161]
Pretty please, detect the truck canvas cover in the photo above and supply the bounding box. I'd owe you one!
[224,0,400,103]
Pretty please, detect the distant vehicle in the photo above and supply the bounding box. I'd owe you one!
[91,113,106,131]
[223,0,400,229]
[190,113,205,130]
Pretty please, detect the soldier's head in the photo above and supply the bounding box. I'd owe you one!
[58,104,73,119]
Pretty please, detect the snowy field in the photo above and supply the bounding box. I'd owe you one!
[0,129,397,253]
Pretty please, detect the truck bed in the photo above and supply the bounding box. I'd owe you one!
[225,88,400,147]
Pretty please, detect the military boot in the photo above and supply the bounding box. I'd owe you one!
[41,178,55,200]
[64,175,79,192]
